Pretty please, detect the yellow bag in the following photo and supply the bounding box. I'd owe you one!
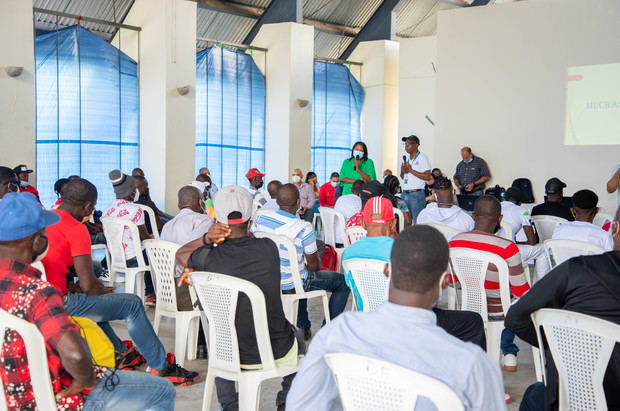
[70,316,115,368]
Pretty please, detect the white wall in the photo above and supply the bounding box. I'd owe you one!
[435,0,620,212]
[0,0,35,178]
[398,36,437,169]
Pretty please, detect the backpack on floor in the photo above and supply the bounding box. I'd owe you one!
[485,185,506,202]
[321,244,338,272]
[512,178,535,203]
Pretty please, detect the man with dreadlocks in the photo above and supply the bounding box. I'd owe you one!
[417,176,474,238]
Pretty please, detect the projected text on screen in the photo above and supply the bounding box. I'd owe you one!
[565,62,620,146]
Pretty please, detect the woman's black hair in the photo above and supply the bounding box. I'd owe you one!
[350,141,368,161]
[305,171,317,183]
[384,175,400,196]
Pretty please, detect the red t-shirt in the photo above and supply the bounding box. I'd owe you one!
[42,209,92,295]
[318,183,336,207]
[19,185,40,199]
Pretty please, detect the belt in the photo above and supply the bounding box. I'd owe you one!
[403,189,424,192]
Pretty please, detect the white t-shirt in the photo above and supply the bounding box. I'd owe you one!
[334,194,362,244]
[262,198,279,211]
[613,164,620,206]
[417,203,474,237]
[552,221,614,252]
[500,201,531,242]
[402,151,431,190]
[103,199,145,260]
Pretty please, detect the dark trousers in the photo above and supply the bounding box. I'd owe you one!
[175,282,206,346]
[434,308,486,350]
[520,382,547,411]
[126,250,154,297]
[215,328,307,411]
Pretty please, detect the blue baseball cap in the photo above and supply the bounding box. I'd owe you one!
[0,192,60,241]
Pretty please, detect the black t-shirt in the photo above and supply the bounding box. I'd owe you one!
[187,236,294,364]
[531,201,574,221]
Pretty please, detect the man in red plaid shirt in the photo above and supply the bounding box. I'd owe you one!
[0,192,175,410]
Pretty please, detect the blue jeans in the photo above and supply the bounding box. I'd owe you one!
[63,292,167,371]
[83,369,175,411]
[489,315,519,355]
[296,270,350,329]
[402,190,426,224]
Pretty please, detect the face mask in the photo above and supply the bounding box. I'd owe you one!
[467,158,473,164]
[133,190,140,202]
[331,181,339,188]
[256,181,264,189]
[292,175,302,183]
[353,150,364,160]
[32,235,49,264]
[19,180,28,188]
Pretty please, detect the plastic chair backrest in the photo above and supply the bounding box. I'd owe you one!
[449,248,511,317]
[543,239,605,268]
[253,231,304,294]
[498,220,513,241]
[342,258,389,312]
[324,353,464,411]
[30,261,46,282]
[593,212,613,233]
[189,272,276,373]
[319,207,347,247]
[0,309,57,411]
[418,222,460,241]
[532,309,620,411]
[345,226,367,245]
[392,207,405,232]
[531,215,567,243]
[136,204,160,239]
[101,216,147,270]
[143,239,181,313]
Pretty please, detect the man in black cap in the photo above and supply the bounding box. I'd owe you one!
[551,189,613,251]
[0,167,19,200]
[531,177,574,221]
[400,135,431,223]
[13,164,40,200]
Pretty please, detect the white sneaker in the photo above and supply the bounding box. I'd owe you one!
[503,353,517,371]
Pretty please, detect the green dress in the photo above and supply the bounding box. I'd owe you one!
[339,157,377,195]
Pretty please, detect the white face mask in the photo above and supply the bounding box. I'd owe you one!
[331,181,339,188]
[19,180,28,188]
[292,175,302,183]
[133,190,140,202]
[353,150,364,160]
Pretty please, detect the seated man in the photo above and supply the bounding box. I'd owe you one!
[177,185,305,411]
[334,179,363,244]
[318,172,339,207]
[199,167,219,194]
[251,184,350,339]
[0,192,176,410]
[193,174,216,219]
[263,180,282,211]
[13,164,40,201]
[417,176,474,237]
[342,196,486,349]
[134,175,166,232]
[42,178,199,386]
[292,168,315,223]
[246,167,266,202]
[505,206,620,411]
[345,180,386,228]
[531,178,574,221]
[0,166,19,200]
[103,170,156,305]
[131,167,145,177]
[450,196,530,372]
[551,189,613,252]
[287,225,505,410]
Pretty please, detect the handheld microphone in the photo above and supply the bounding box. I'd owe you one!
[403,155,407,164]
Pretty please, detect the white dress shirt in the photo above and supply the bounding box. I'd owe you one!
[287,302,506,410]
[552,221,613,252]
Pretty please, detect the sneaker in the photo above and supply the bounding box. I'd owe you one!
[145,295,156,307]
[505,393,511,404]
[151,361,200,386]
[116,345,146,370]
[503,353,517,372]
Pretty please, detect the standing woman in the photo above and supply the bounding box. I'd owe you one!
[338,141,376,195]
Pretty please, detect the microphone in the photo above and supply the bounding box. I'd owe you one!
[403,155,407,164]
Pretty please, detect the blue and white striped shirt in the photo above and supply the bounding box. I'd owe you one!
[251,210,318,290]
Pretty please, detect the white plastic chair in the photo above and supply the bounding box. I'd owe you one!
[392,207,406,232]
[341,258,389,312]
[345,226,367,245]
[136,204,160,239]
[253,231,330,325]
[324,353,464,411]
[532,309,620,411]
[531,215,567,243]
[252,207,272,221]
[144,240,201,367]
[593,211,614,233]
[190,272,301,411]
[498,220,513,241]
[543,239,605,268]
[317,207,348,270]
[417,222,460,241]
[30,261,47,282]
[0,309,57,411]
[100,216,150,302]
[449,248,511,363]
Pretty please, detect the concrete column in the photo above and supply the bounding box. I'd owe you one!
[0,0,35,177]
[113,0,197,213]
[252,22,314,183]
[350,40,399,179]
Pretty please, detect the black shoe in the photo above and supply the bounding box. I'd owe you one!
[152,361,200,386]
[115,345,147,370]
[302,327,312,340]
[196,344,207,359]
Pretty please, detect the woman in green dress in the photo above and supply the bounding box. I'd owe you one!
[338,141,376,195]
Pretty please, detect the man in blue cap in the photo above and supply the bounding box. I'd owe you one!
[0,192,176,410]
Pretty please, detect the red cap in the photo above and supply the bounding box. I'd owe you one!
[245,168,265,179]
[362,196,394,224]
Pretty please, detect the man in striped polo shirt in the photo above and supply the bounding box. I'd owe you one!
[251,183,350,339]
[449,195,530,372]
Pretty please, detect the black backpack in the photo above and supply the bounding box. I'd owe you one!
[511,178,535,203]
[485,185,505,202]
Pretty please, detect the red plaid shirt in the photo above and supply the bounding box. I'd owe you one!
[0,259,101,410]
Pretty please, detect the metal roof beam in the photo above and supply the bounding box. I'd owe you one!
[243,0,302,44]
[339,0,401,60]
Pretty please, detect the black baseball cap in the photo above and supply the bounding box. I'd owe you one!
[13,164,33,174]
[544,177,566,195]
[401,135,420,144]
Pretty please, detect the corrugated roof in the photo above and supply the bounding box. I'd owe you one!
[396,0,457,38]
[33,0,135,41]
[314,31,354,59]
[303,0,381,28]
[196,7,256,46]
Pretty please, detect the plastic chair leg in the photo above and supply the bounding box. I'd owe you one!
[153,310,162,335]
[175,316,189,368]
[448,286,456,310]
[238,376,262,411]
[186,315,200,362]
[322,294,331,323]
[201,371,216,411]
[485,321,503,364]
[532,347,543,382]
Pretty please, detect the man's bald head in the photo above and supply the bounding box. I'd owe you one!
[178,185,204,213]
[267,180,282,198]
[277,183,300,210]
[472,195,502,233]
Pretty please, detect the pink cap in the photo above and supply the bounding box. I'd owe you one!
[362,196,394,224]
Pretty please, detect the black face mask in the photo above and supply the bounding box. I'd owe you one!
[256,181,264,189]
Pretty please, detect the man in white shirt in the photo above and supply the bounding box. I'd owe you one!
[417,176,474,238]
[552,189,613,252]
[607,164,620,206]
[287,225,506,410]
[333,180,363,245]
[400,135,431,223]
